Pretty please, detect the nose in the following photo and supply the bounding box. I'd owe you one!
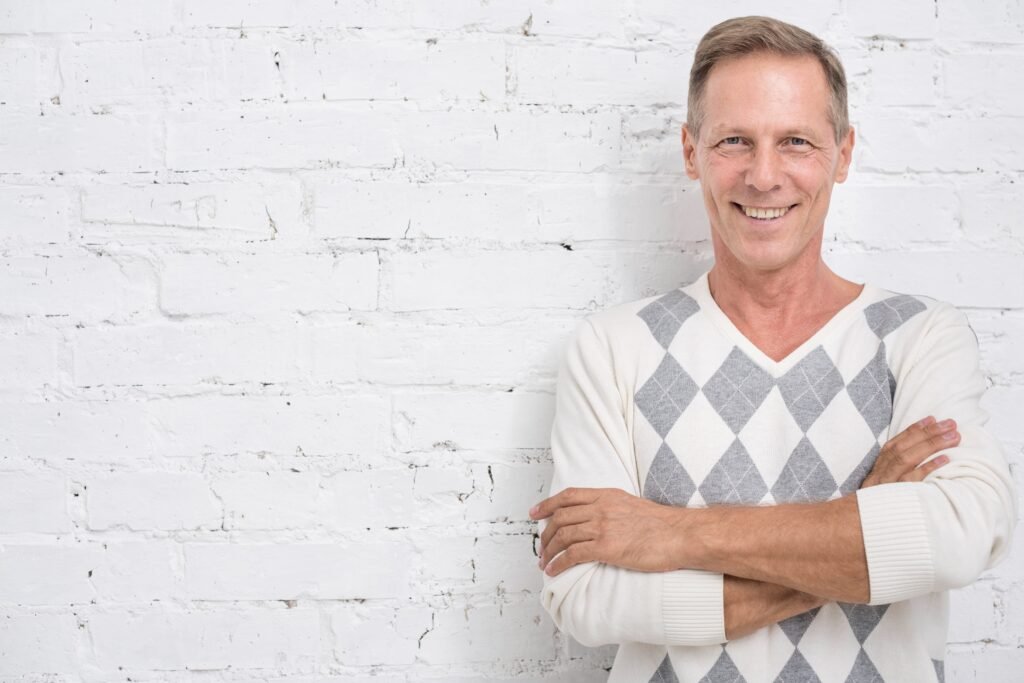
[744,146,783,193]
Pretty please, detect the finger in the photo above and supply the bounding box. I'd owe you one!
[881,415,936,453]
[541,521,596,568]
[895,429,960,471]
[529,487,600,520]
[540,505,593,551]
[900,455,951,483]
[545,540,599,577]
[880,418,957,466]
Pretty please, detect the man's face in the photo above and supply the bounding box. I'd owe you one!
[682,52,854,275]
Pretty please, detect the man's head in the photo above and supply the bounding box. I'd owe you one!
[681,16,855,275]
[687,16,849,145]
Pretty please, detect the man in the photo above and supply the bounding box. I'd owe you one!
[528,16,1017,683]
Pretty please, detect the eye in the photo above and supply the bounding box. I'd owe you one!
[787,137,810,146]
[722,136,744,145]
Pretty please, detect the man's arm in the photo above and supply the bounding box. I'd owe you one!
[724,576,825,640]
[538,303,1018,609]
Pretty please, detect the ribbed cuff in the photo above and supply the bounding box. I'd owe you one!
[663,569,725,646]
[856,483,935,605]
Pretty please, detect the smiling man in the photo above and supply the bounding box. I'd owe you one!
[529,16,1017,683]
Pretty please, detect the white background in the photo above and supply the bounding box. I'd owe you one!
[0,0,1021,680]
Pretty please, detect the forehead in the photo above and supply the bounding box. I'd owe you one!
[701,53,832,133]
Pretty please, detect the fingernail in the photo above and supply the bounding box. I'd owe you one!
[936,455,950,465]
[918,416,936,426]
[538,557,544,569]
[942,430,958,440]
[938,419,955,429]
[528,505,539,517]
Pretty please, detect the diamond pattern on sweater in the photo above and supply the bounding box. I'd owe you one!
[839,603,890,644]
[703,347,775,434]
[771,437,839,504]
[864,295,926,339]
[649,654,680,683]
[638,289,701,349]
[775,648,822,683]
[846,648,885,682]
[847,343,894,438]
[777,347,844,432]
[698,438,768,505]
[636,354,700,438]
[699,649,747,683]
[778,606,822,646]
[840,443,881,495]
[644,442,696,506]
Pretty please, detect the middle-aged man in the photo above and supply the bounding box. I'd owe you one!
[527,16,1018,683]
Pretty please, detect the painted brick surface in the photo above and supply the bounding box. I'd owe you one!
[0,1,1020,680]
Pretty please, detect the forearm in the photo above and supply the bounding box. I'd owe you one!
[724,575,826,640]
[680,494,870,603]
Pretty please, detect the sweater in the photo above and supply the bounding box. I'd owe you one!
[540,271,1017,683]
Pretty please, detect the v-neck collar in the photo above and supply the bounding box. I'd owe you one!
[689,271,876,376]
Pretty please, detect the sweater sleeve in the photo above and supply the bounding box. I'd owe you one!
[539,317,727,647]
[855,302,1018,605]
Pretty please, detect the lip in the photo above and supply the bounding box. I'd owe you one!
[731,202,798,222]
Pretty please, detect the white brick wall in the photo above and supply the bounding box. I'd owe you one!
[0,0,1020,679]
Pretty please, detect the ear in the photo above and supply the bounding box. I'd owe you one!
[681,124,700,180]
[834,125,855,183]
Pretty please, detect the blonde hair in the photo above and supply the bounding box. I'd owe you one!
[687,16,849,143]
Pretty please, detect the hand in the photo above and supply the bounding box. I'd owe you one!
[528,487,687,577]
[860,415,958,488]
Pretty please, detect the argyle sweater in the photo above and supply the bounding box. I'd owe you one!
[540,271,1017,683]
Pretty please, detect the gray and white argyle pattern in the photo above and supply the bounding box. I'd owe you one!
[632,290,943,682]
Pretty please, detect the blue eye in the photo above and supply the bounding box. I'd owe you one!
[722,136,743,145]
[789,137,809,146]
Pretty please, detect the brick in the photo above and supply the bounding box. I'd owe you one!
[79,175,305,243]
[394,391,554,451]
[863,48,936,107]
[0,0,176,34]
[0,614,77,675]
[858,117,1024,173]
[91,541,177,603]
[0,545,99,605]
[938,0,1024,42]
[847,0,936,38]
[184,541,413,599]
[970,312,1024,379]
[0,46,59,106]
[949,581,999,643]
[280,39,504,102]
[182,0,526,31]
[825,251,1024,309]
[0,254,153,322]
[0,328,59,390]
[473,533,543,593]
[60,39,279,108]
[828,184,959,247]
[159,251,378,315]
[945,53,1024,113]
[464,462,551,523]
[149,394,389,458]
[90,608,319,669]
[514,45,688,105]
[308,318,571,387]
[0,472,70,532]
[213,471,322,530]
[0,185,71,246]
[312,177,706,243]
[329,603,433,666]
[389,248,707,311]
[0,400,149,463]
[325,468,418,530]
[0,110,161,173]
[982,386,1024,448]
[960,182,1024,245]
[72,323,300,387]
[631,1,839,40]
[86,471,220,531]
[417,599,557,664]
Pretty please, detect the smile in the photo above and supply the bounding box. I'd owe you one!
[735,203,795,220]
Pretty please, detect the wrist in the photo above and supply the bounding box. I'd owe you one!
[664,504,704,570]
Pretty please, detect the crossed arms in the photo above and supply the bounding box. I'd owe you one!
[533,306,1017,645]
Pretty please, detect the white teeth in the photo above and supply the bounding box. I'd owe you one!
[742,205,789,219]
